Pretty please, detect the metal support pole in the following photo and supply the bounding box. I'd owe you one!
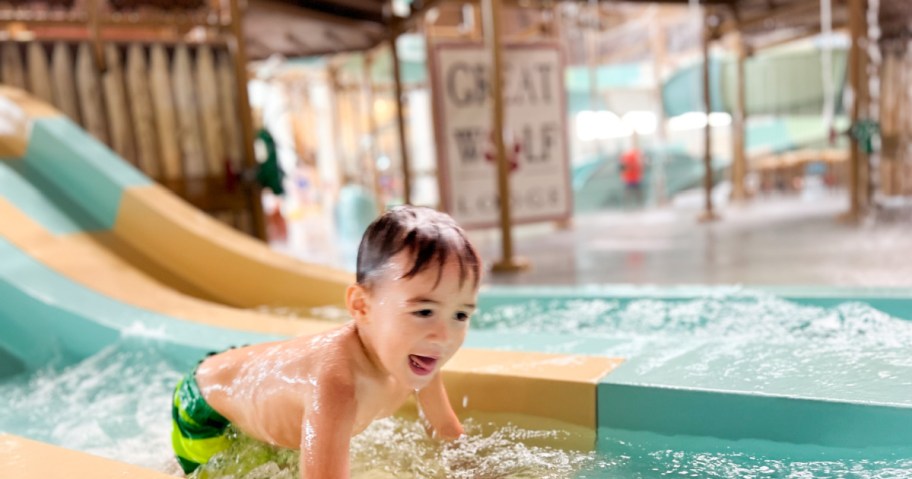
[482,0,528,272]
[651,22,669,206]
[363,53,385,214]
[229,0,267,240]
[699,13,719,222]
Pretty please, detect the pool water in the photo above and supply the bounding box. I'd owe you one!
[472,291,912,406]
[2,290,911,478]
[0,346,25,378]
[0,339,184,473]
[0,338,597,478]
[193,417,596,479]
[587,429,912,479]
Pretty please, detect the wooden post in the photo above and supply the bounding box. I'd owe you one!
[699,12,719,222]
[730,34,749,203]
[846,0,867,220]
[87,0,106,72]
[390,32,412,205]
[483,0,528,273]
[858,0,871,210]
[228,0,267,240]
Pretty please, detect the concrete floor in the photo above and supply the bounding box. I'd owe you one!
[470,190,912,287]
[278,188,912,288]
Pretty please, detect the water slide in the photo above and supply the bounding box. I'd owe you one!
[572,115,852,213]
[0,87,615,477]
[0,86,352,311]
[572,147,728,212]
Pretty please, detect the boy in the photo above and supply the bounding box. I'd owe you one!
[171,206,481,477]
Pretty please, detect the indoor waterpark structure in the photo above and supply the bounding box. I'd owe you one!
[2,0,912,478]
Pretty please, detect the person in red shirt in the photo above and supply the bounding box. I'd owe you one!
[620,134,645,205]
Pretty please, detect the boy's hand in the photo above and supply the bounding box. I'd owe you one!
[417,373,464,441]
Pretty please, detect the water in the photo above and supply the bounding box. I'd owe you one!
[0,345,25,378]
[193,418,595,479]
[0,339,596,478]
[3,291,911,477]
[473,291,912,405]
[587,429,912,479]
[473,291,912,345]
[0,339,186,473]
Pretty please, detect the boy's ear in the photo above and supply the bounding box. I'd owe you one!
[346,284,370,322]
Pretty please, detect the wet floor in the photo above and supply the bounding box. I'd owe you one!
[277,186,912,288]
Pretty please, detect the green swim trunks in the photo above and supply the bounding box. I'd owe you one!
[171,370,232,474]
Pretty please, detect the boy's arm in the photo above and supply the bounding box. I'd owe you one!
[299,380,357,479]
[416,373,463,440]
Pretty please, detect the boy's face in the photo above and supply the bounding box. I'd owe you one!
[356,251,478,391]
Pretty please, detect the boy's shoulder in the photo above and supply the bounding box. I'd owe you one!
[299,323,364,377]
[295,325,366,401]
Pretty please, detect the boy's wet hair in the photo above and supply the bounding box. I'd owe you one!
[356,206,481,289]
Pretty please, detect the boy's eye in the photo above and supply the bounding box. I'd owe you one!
[454,312,470,322]
[412,309,434,318]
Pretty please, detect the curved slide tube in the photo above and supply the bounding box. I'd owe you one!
[0,86,351,309]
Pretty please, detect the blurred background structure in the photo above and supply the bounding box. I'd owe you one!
[2,0,911,283]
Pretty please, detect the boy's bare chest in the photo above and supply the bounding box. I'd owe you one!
[352,379,412,434]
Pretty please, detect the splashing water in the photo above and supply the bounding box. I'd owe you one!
[191,418,596,479]
[0,339,595,478]
[0,339,186,473]
[472,291,912,360]
[473,290,912,404]
[473,290,912,346]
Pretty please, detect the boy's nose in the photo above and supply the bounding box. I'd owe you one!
[427,319,449,342]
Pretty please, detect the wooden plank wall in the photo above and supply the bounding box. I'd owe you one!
[0,39,256,232]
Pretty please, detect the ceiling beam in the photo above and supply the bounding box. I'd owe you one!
[717,0,823,37]
[748,21,848,52]
[598,0,733,4]
[253,0,383,29]
[390,0,445,35]
[288,0,386,24]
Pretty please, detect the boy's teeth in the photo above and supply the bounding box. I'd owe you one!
[410,355,432,370]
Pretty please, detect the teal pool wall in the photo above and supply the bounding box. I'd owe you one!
[598,383,912,449]
[478,285,912,449]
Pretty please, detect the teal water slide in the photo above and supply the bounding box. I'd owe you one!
[572,48,851,212]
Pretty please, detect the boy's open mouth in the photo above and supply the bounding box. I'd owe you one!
[408,354,437,376]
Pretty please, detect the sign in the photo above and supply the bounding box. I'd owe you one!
[429,42,572,228]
